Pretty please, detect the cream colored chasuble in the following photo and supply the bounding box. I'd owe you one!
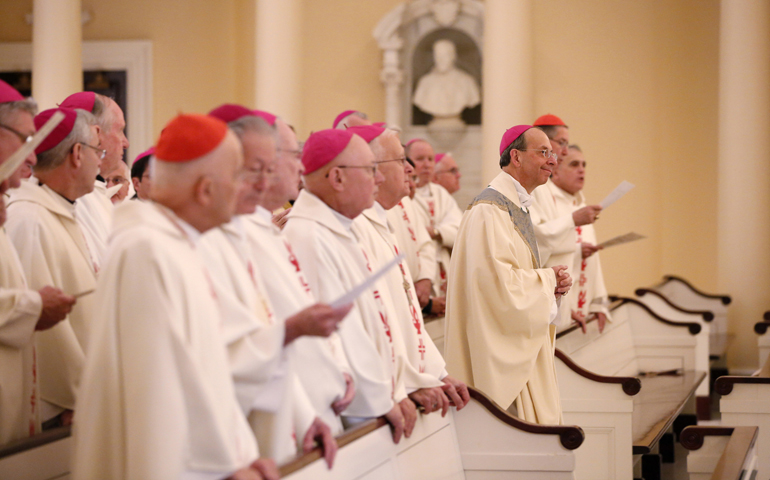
[444,172,562,425]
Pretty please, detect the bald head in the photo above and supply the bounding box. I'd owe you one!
[152,130,243,232]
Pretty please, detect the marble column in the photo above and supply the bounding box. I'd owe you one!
[32,0,82,110]
[717,0,770,372]
[256,0,302,127]
[481,0,533,185]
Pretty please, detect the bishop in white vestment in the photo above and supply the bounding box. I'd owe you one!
[0,82,74,444]
[444,126,571,425]
[6,108,100,422]
[72,114,274,480]
[284,129,408,441]
[210,104,354,438]
[348,125,468,414]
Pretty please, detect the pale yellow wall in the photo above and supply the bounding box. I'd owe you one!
[0,0,749,367]
[298,0,404,137]
[532,0,720,299]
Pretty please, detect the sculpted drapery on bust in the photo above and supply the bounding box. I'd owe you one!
[413,39,481,119]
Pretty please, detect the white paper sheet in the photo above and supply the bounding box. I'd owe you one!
[599,180,635,209]
[330,254,405,308]
[597,232,645,249]
[0,111,65,182]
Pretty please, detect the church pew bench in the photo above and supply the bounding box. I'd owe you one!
[680,426,758,480]
[0,389,584,480]
[424,315,445,357]
[0,426,71,480]
[279,386,584,480]
[555,297,706,480]
[757,318,770,367]
[634,288,714,419]
[649,275,732,361]
[714,373,770,479]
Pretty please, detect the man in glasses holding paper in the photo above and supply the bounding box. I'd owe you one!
[0,80,76,445]
[5,106,98,431]
[529,114,603,332]
[547,145,610,332]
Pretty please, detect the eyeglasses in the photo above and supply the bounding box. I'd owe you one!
[375,156,407,167]
[436,167,460,175]
[553,139,569,149]
[0,123,33,145]
[78,142,107,160]
[326,164,378,177]
[105,176,129,186]
[517,149,558,161]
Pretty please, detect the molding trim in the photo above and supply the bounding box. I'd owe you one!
[0,40,153,164]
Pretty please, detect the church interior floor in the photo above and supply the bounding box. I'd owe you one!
[660,393,722,480]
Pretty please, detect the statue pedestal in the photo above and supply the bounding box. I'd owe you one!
[427,115,467,150]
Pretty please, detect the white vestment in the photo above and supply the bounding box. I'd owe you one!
[200,219,316,463]
[568,194,610,321]
[352,203,446,393]
[5,179,97,416]
[386,196,437,285]
[242,207,349,434]
[413,183,463,296]
[284,190,403,420]
[444,172,562,425]
[0,229,42,445]
[530,180,580,328]
[72,201,257,480]
[74,180,114,270]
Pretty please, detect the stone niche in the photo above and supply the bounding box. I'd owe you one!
[374,0,484,210]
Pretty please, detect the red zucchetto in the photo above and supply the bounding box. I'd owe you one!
[0,80,24,103]
[34,108,78,155]
[155,114,229,163]
[532,114,567,127]
[301,129,354,175]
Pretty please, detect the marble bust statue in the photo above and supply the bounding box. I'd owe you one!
[413,39,481,119]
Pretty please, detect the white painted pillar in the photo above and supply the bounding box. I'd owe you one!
[255,0,302,128]
[718,0,770,373]
[481,0,533,185]
[32,0,82,110]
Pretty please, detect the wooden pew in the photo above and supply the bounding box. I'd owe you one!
[0,389,584,480]
[757,316,770,367]
[634,288,714,419]
[280,387,584,479]
[649,275,732,362]
[0,426,71,480]
[680,426,759,480]
[555,297,706,480]
[715,373,770,479]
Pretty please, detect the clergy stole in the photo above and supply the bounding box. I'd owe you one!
[353,208,445,393]
[444,172,562,425]
[242,209,348,435]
